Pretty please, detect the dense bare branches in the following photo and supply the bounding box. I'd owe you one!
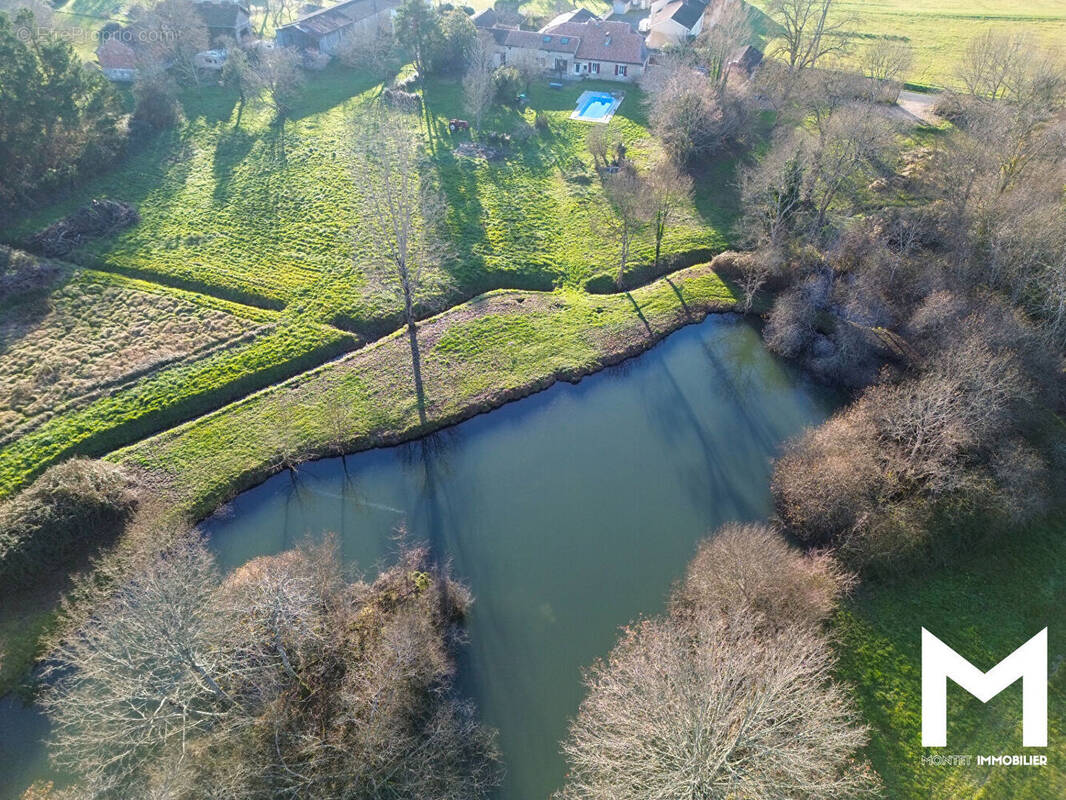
[601,168,646,286]
[646,155,693,270]
[42,536,500,799]
[463,39,495,130]
[862,41,913,85]
[694,0,753,92]
[557,524,876,800]
[766,0,847,74]
[646,66,740,165]
[352,108,452,421]
[42,531,230,795]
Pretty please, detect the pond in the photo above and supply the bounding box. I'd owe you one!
[0,314,836,800]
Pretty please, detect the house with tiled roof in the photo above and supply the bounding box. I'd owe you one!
[275,0,399,55]
[485,13,648,82]
[96,37,140,82]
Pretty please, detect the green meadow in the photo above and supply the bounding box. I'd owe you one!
[748,0,1066,87]
[837,519,1066,799]
[9,70,730,336]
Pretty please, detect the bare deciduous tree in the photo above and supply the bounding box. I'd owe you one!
[135,0,210,86]
[353,109,450,424]
[862,39,913,85]
[556,524,877,800]
[249,46,304,118]
[602,169,646,287]
[766,0,847,74]
[740,129,809,247]
[695,0,753,94]
[957,30,1027,102]
[646,66,737,165]
[463,39,495,130]
[42,536,502,799]
[646,155,692,270]
[336,24,400,83]
[42,531,232,795]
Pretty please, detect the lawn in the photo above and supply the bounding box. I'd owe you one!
[115,262,738,521]
[6,68,733,337]
[748,0,1066,88]
[836,519,1066,799]
[0,264,354,498]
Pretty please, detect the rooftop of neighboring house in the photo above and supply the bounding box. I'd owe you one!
[96,37,138,70]
[278,0,397,38]
[650,0,707,30]
[195,0,250,30]
[471,7,497,28]
[540,16,647,64]
[542,8,598,29]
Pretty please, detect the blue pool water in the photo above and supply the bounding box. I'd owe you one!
[573,92,618,121]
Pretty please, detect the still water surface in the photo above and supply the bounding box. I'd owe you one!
[0,315,835,799]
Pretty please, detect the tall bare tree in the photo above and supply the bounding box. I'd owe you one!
[249,45,304,118]
[957,30,1027,101]
[646,155,692,271]
[135,0,210,86]
[766,0,846,74]
[41,531,232,795]
[353,109,450,424]
[695,0,753,94]
[862,40,913,85]
[463,38,495,130]
[602,169,646,287]
[42,535,501,799]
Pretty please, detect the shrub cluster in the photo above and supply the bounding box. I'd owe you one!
[0,459,139,589]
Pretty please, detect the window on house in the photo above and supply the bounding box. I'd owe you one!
[615,64,627,77]
[561,37,570,44]
[575,63,581,73]
[591,62,600,74]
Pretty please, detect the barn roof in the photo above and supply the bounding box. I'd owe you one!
[278,0,397,39]
[195,1,249,30]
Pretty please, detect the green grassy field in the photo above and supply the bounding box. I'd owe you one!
[748,0,1066,88]
[7,69,730,336]
[836,519,1066,799]
[115,262,738,520]
[0,263,354,498]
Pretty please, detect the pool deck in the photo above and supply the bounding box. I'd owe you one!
[570,90,624,124]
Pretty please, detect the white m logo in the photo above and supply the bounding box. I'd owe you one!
[922,628,1047,747]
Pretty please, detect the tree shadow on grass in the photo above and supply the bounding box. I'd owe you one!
[211,126,257,206]
[689,146,749,242]
[179,85,240,127]
[286,65,383,123]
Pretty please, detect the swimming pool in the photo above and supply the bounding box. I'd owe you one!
[570,90,622,123]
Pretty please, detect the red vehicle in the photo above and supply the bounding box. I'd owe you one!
[448,119,470,132]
